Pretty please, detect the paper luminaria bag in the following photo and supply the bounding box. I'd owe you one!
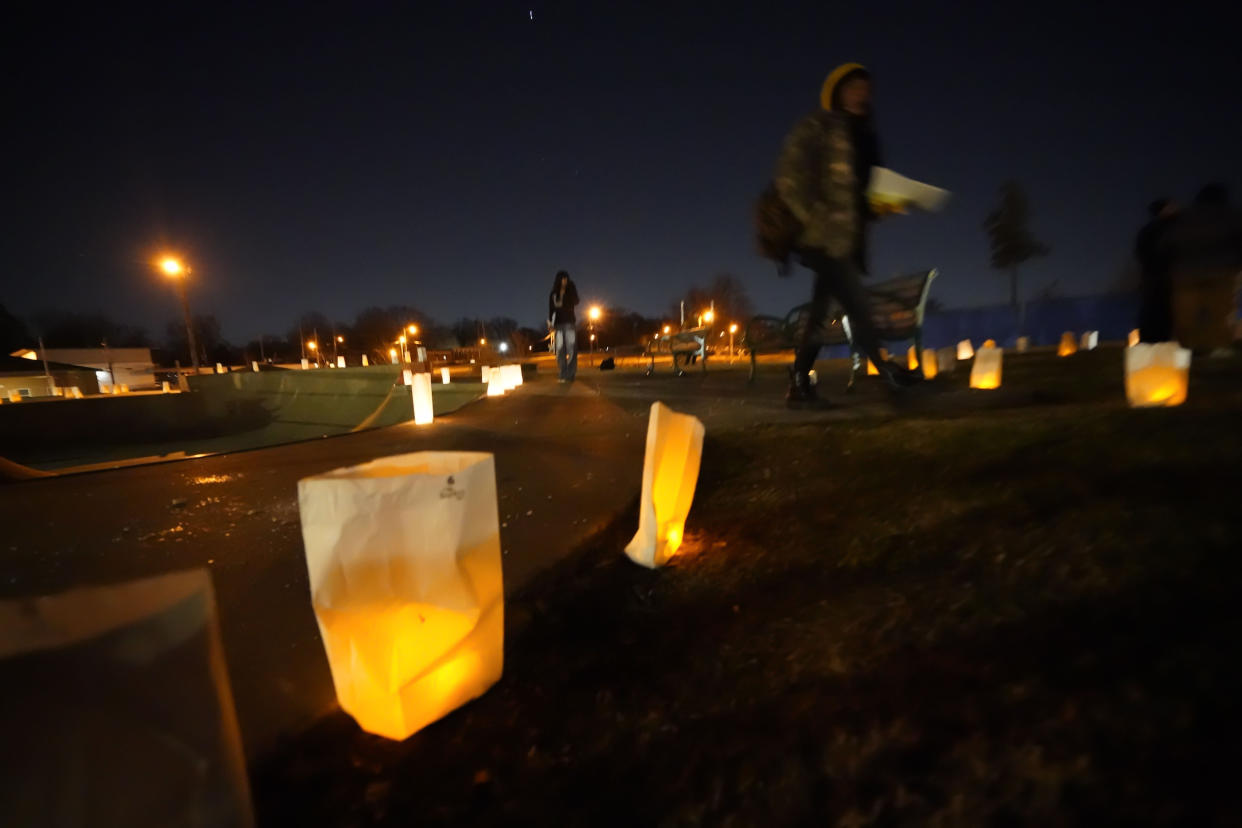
[1058,331,1078,356]
[410,372,434,425]
[920,348,938,379]
[970,345,1003,389]
[625,402,706,569]
[297,452,504,740]
[1125,342,1190,407]
[957,339,974,360]
[0,570,254,827]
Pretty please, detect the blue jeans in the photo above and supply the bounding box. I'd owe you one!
[554,325,578,380]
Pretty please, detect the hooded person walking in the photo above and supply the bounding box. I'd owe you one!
[773,63,919,406]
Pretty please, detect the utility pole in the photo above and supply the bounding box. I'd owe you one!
[176,274,201,374]
[37,336,53,394]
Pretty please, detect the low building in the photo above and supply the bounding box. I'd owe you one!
[9,347,156,389]
[0,355,100,399]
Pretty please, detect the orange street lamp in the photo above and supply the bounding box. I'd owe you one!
[408,324,418,336]
[703,309,715,325]
[728,323,738,362]
[588,305,602,321]
[662,325,671,335]
[158,255,201,375]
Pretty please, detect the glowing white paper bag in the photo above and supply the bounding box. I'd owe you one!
[301,358,310,370]
[1081,331,1099,351]
[411,372,434,425]
[1058,332,1078,356]
[1128,329,1140,347]
[1125,342,1190,407]
[1016,336,1030,352]
[0,570,253,827]
[440,367,451,384]
[362,355,370,366]
[920,348,939,379]
[336,356,346,368]
[957,339,974,360]
[297,452,504,740]
[625,402,706,569]
[486,367,504,397]
[970,346,1003,389]
[936,347,957,373]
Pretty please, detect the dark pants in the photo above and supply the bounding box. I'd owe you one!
[793,250,889,375]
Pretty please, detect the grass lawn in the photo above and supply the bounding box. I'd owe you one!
[255,350,1242,826]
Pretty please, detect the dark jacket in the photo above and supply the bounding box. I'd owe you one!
[774,110,880,272]
[1164,204,1242,273]
[549,280,579,326]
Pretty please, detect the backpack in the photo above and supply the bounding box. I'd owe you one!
[754,183,801,276]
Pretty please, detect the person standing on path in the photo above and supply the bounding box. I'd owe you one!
[773,62,918,407]
[548,270,580,382]
[1135,197,1179,343]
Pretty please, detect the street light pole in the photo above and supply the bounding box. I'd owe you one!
[160,257,201,375]
[587,305,602,367]
[178,278,201,374]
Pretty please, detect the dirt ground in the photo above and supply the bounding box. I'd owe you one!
[253,349,1242,826]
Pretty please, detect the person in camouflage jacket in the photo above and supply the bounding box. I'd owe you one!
[774,63,919,406]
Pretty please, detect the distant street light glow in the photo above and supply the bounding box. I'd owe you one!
[703,310,715,324]
[408,324,418,335]
[159,256,184,277]
[498,342,509,353]
[588,305,602,321]
[307,341,317,351]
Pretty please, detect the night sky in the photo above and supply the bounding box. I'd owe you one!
[6,1,1239,344]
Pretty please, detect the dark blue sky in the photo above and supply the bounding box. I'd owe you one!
[6,1,1239,343]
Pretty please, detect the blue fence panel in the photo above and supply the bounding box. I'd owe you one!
[922,293,1140,348]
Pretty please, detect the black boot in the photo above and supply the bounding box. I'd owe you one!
[786,368,823,408]
[881,361,922,389]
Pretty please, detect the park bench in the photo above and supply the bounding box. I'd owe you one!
[742,268,938,390]
[644,325,711,376]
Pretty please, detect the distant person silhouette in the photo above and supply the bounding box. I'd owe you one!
[548,270,580,382]
[1136,197,1179,342]
[771,63,918,407]
[1166,183,1242,352]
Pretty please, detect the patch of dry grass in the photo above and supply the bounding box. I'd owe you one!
[256,378,1242,826]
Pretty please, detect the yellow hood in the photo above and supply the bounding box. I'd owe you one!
[820,62,867,111]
